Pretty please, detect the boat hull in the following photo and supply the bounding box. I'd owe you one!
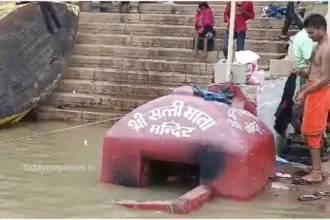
[0,2,79,126]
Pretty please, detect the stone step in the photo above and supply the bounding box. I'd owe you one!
[138,3,267,15]
[56,79,175,99]
[65,67,213,86]
[178,1,287,6]
[72,44,286,66]
[37,105,125,124]
[77,33,288,53]
[43,92,149,112]
[79,12,284,29]
[70,55,213,75]
[78,22,297,41]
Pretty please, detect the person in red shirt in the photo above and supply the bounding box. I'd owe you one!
[222,1,255,59]
[193,2,215,58]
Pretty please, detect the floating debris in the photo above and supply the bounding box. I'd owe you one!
[276,172,292,178]
[276,155,289,165]
[271,182,289,190]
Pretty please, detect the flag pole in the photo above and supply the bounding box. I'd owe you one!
[225,0,236,82]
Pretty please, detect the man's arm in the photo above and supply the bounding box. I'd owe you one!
[305,47,330,95]
[297,66,311,78]
[241,2,255,20]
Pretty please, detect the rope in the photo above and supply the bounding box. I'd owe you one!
[0,116,122,145]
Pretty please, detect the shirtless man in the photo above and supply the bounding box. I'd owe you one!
[293,14,330,185]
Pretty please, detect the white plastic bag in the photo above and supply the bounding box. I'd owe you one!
[234,50,260,65]
[235,50,260,83]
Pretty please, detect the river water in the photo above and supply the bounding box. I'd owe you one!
[1,120,330,218]
[1,77,330,218]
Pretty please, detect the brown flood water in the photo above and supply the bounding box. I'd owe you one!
[1,121,330,218]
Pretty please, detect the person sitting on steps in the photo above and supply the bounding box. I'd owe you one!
[193,2,215,59]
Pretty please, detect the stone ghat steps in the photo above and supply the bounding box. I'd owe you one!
[66,67,213,86]
[70,55,214,75]
[184,1,287,6]
[79,12,284,29]
[77,33,288,53]
[78,22,296,41]
[135,3,277,15]
[43,92,150,112]
[71,45,285,66]
[37,105,125,124]
[56,79,176,99]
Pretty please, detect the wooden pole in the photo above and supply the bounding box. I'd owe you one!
[225,0,236,82]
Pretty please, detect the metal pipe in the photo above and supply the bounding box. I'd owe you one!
[225,0,236,82]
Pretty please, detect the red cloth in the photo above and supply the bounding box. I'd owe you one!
[195,8,214,34]
[224,1,255,32]
[202,8,214,28]
[301,81,330,148]
[194,12,203,29]
[194,12,204,34]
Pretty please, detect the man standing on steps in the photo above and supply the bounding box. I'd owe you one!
[281,1,304,40]
[222,1,255,59]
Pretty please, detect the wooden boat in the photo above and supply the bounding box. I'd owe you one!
[0,2,79,126]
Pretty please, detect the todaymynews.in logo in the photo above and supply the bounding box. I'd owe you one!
[23,163,95,173]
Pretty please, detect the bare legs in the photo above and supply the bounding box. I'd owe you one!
[193,33,209,59]
[293,143,325,184]
[202,37,208,59]
[302,148,323,182]
[193,33,198,56]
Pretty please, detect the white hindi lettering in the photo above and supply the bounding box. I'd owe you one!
[183,106,217,131]
[128,101,217,135]
[160,101,185,118]
[227,118,243,130]
[244,122,263,134]
[183,106,203,121]
[148,108,163,121]
[128,112,148,132]
[147,101,185,120]
[227,108,243,121]
[195,115,217,131]
[227,108,263,134]
[236,109,259,121]
[149,121,196,137]
[184,106,217,131]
